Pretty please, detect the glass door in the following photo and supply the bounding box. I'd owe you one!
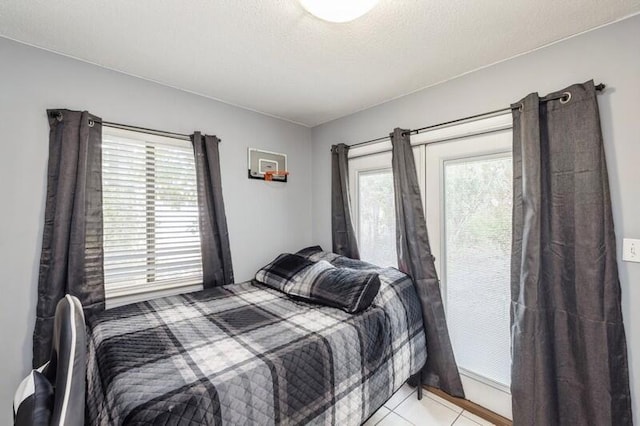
[349,147,424,268]
[425,129,513,419]
[347,124,512,418]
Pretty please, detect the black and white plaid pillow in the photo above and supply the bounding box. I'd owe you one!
[286,260,335,298]
[256,254,381,314]
[288,260,381,314]
[295,245,340,263]
[255,253,315,292]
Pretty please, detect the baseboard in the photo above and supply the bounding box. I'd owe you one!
[424,386,512,426]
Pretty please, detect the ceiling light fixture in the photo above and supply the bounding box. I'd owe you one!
[299,0,380,23]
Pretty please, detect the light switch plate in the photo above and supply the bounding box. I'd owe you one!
[622,238,640,263]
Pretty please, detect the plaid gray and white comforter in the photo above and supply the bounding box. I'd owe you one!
[86,258,426,425]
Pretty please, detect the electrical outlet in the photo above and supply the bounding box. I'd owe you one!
[622,238,640,263]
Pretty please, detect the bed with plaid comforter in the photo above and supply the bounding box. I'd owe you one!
[86,255,426,425]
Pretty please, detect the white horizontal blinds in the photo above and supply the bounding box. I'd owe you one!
[102,128,203,298]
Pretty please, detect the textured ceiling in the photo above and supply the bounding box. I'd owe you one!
[1,1,639,126]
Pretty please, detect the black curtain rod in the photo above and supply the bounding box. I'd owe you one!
[49,111,202,141]
[347,83,606,148]
[98,121,193,141]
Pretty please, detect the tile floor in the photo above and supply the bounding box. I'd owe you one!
[364,384,496,426]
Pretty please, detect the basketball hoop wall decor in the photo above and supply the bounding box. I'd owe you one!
[248,148,288,182]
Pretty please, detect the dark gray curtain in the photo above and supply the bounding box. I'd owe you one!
[331,143,360,259]
[511,81,632,425]
[390,128,465,398]
[33,109,105,367]
[191,132,234,287]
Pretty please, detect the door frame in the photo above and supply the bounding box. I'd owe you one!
[422,120,513,420]
[347,113,514,419]
[425,141,513,419]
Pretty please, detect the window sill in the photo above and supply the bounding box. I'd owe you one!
[105,280,203,309]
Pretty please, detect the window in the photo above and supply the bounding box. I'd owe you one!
[442,155,512,386]
[357,168,396,267]
[349,151,399,267]
[102,127,202,300]
[348,146,423,267]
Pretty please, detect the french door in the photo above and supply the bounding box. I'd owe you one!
[424,128,512,419]
[349,116,513,419]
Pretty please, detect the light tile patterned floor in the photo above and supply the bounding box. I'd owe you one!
[363,384,496,426]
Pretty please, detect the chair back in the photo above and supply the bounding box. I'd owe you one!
[41,295,86,425]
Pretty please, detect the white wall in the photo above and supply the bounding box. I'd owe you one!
[311,15,640,423]
[0,37,312,421]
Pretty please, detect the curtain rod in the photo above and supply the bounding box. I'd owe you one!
[346,83,606,149]
[49,111,202,142]
[98,121,193,141]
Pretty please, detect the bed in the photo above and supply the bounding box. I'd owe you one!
[86,251,426,425]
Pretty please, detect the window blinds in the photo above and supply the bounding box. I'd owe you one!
[102,128,203,299]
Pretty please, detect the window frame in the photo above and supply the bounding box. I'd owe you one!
[348,146,424,268]
[349,153,397,267]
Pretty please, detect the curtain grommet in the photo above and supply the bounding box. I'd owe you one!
[56,112,63,122]
[560,92,572,104]
[88,119,95,127]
